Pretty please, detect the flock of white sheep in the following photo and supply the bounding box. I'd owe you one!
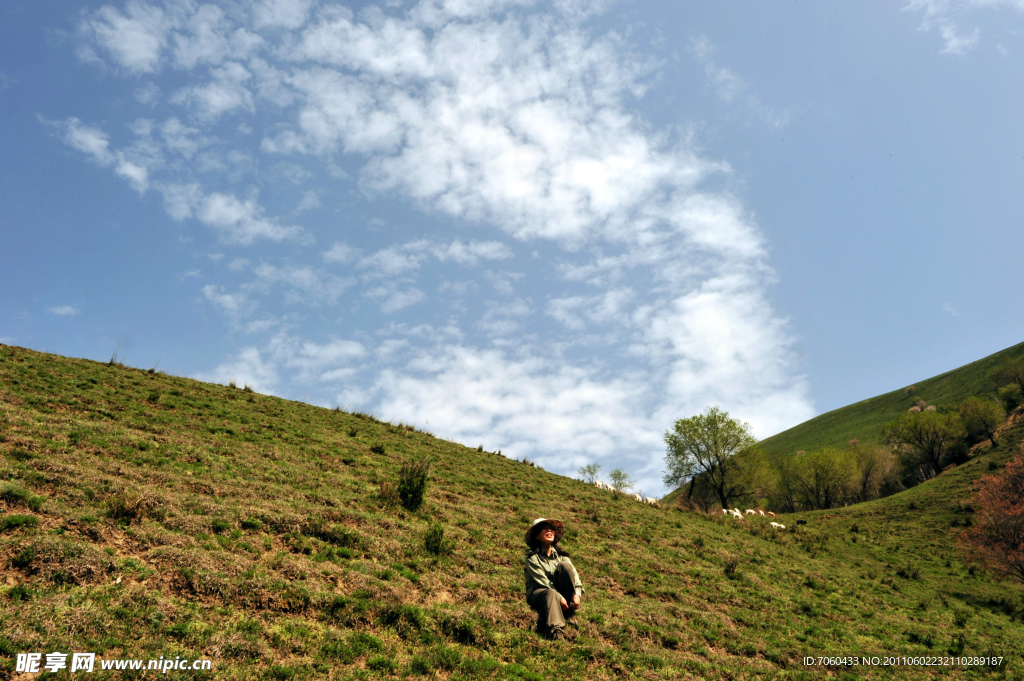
[591,480,660,507]
[721,508,786,529]
[589,480,797,529]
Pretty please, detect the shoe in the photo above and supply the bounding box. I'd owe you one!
[549,627,565,641]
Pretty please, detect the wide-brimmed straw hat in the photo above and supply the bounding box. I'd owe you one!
[525,517,564,547]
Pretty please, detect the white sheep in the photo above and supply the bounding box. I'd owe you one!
[745,509,756,515]
[645,497,659,507]
[594,480,607,490]
[758,510,765,516]
[769,522,786,529]
[634,493,643,502]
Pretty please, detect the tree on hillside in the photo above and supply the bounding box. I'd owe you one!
[792,448,855,510]
[608,468,633,493]
[958,449,1024,585]
[852,444,900,502]
[663,406,758,509]
[881,410,966,483]
[957,397,1005,448]
[996,359,1024,412]
[764,451,800,513]
[999,359,1024,395]
[578,463,601,484]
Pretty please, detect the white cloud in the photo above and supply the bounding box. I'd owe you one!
[135,81,161,105]
[48,306,81,316]
[172,62,255,121]
[478,297,532,335]
[267,333,367,381]
[160,117,206,158]
[198,346,279,393]
[78,1,175,74]
[252,0,315,30]
[296,189,322,212]
[368,287,426,313]
[172,4,263,69]
[61,117,114,164]
[323,241,357,263]
[67,0,817,495]
[371,343,658,468]
[358,243,428,276]
[431,240,513,265]
[252,263,354,304]
[691,36,791,128]
[196,192,302,244]
[201,284,256,317]
[56,117,150,193]
[904,0,1024,54]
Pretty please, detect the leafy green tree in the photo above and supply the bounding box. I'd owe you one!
[997,383,1022,413]
[957,397,1005,447]
[578,463,601,484]
[608,468,633,493]
[763,452,800,513]
[852,444,899,502]
[881,410,966,483]
[792,448,855,510]
[999,359,1024,395]
[663,406,758,509]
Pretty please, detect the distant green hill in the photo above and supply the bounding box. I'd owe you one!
[1,344,1023,680]
[760,341,1024,456]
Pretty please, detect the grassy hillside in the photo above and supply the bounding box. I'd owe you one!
[760,341,1024,455]
[1,344,1022,680]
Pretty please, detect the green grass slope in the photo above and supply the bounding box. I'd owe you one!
[1,344,1022,680]
[760,341,1024,455]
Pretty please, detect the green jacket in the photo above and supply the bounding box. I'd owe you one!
[523,546,584,601]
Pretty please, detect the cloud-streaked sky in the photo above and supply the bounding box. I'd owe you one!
[2,0,1022,496]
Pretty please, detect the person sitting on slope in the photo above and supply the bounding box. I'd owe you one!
[523,518,585,640]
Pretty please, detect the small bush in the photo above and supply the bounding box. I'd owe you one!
[241,517,262,531]
[997,383,1022,412]
[722,553,740,578]
[10,538,113,584]
[306,522,362,549]
[398,459,431,512]
[376,480,400,507]
[0,485,45,512]
[211,519,232,534]
[896,564,921,580]
[0,515,39,532]
[367,656,395,673]
[9,448,35,461]
[105,493,147,524]
[424,523,454,556]
[370,443,386,455]
[8,585,33,602]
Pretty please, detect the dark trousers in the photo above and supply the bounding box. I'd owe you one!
[527,558,577,635]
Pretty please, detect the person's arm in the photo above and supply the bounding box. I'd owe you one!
[524,553,553,594]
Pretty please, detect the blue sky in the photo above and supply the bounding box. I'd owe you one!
[1,0,1022,496]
